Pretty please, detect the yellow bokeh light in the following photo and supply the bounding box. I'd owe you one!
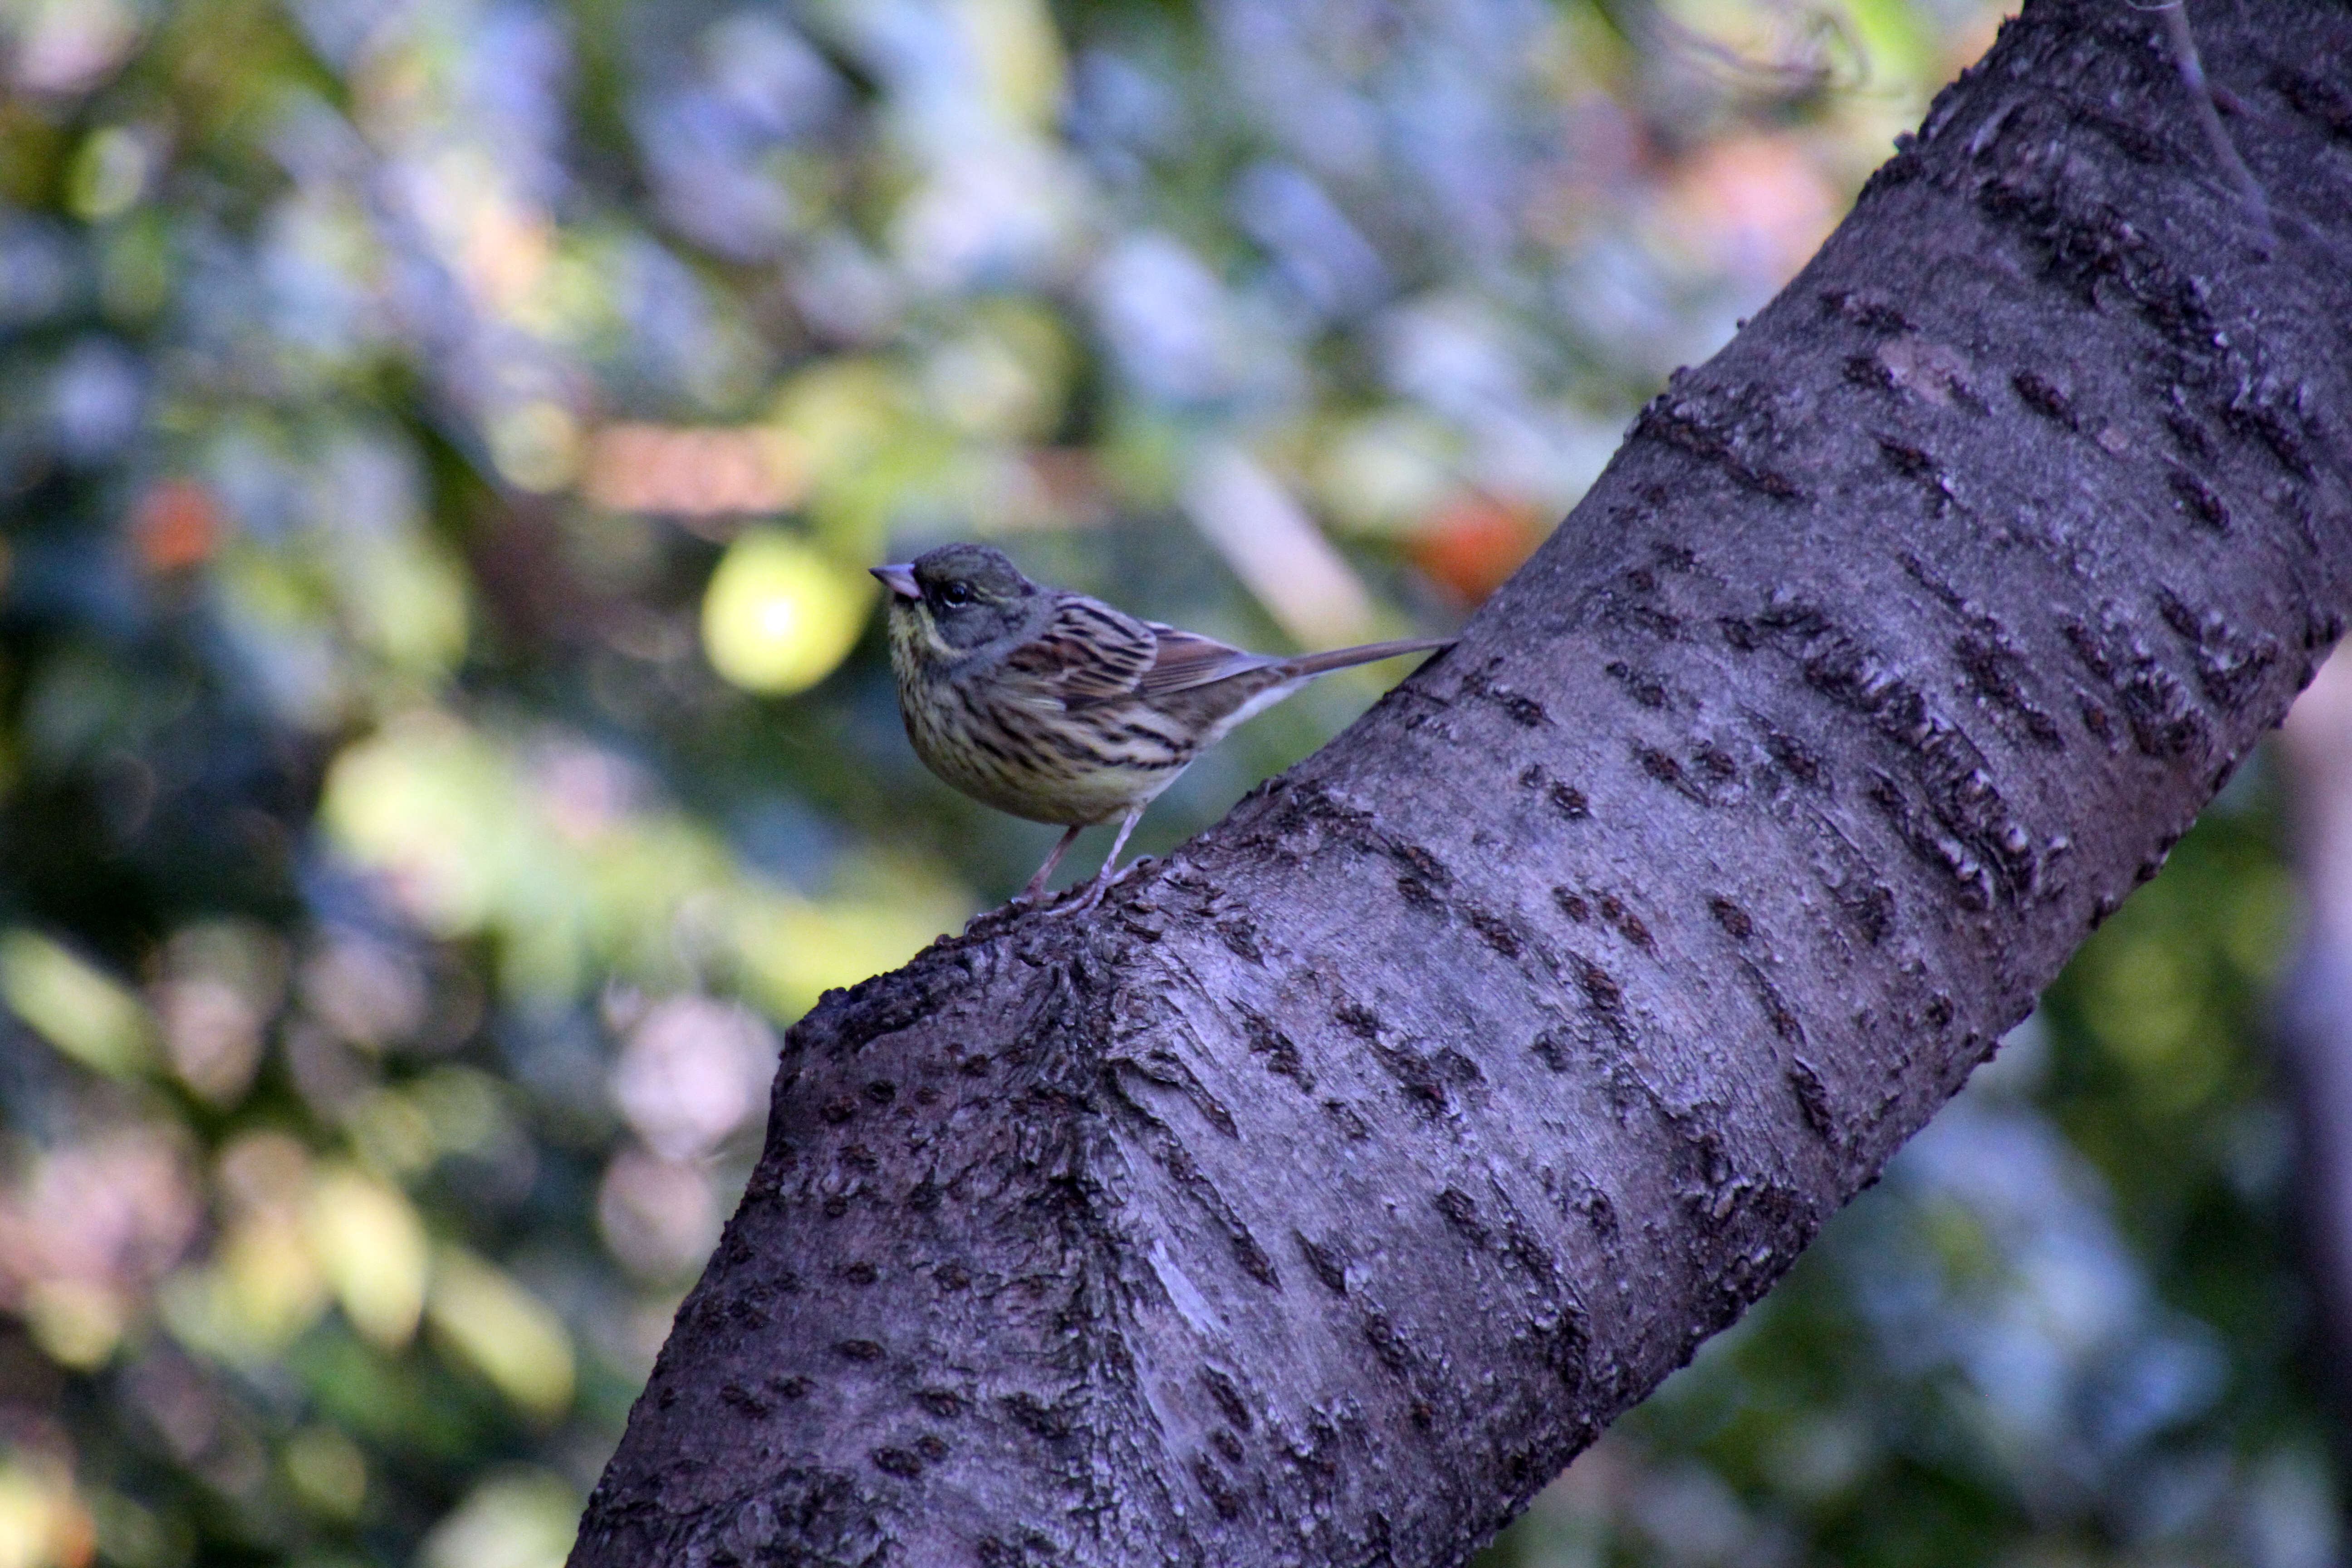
[22,1279,124,1371]
[420,1470,579,1568]
[426,1247,575,1421]
[0,1455,93,1568]
[700,530,873,696]
[0,929,154,1080]
[307,1167,429,1349]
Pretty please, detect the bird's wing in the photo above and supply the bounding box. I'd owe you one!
[1137,622,1285,697]
[998,593,1161,705]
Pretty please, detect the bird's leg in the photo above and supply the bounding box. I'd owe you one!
[1067,806,1145,912]
[1018,823,1087,903]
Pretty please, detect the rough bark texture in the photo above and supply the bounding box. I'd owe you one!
[571,2,2352,1563]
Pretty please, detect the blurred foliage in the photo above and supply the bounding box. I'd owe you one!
[0,0,2334,1565]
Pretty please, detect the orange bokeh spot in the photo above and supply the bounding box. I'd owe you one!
[1412,493,1545,604]
[132,479,221,573]
[582,424,809,519]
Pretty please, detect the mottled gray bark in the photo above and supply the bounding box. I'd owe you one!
[571,2,2352,1563]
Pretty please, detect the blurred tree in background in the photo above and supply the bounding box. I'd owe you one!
[0,0,2335,1564]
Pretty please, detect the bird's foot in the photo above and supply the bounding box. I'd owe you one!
[961,853,1158,935]
[1058,853,1160,915]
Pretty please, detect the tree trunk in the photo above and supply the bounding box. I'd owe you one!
[569,1,2352,1563]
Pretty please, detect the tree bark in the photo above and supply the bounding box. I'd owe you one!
[570,2,2352,1563]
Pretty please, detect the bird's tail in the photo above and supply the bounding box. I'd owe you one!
[1282,637,1454,679]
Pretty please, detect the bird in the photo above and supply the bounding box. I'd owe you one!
[872,543,1450,905]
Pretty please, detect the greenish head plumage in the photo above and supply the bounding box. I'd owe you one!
[901,543,1040,652]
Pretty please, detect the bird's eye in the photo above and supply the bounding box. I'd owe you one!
[939,582,973,608]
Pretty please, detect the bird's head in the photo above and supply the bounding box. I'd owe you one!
[872,543,1039,659]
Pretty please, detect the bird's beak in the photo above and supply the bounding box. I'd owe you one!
[871,563,920,602]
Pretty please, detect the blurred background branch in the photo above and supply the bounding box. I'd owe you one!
[0,0,2337,1564]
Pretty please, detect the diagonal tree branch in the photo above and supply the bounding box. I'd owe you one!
[569,1,2352,1563]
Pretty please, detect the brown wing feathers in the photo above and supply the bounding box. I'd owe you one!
[1006,587,1448,722]
[1135,624,1282,697]
[1001,596,1158,703]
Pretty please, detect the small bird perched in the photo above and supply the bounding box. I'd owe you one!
[873,543,1450,904]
